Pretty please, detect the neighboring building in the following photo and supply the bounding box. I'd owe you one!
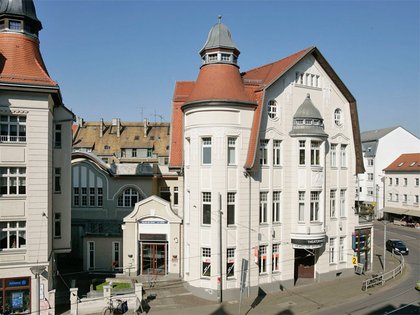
[0,0,73,313]
[71,121,181,274]
[72,118,170,166]
[357,126,420,218]
[382,153,420,223]
[167,19,367,300]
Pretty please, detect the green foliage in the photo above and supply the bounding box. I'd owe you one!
[95,281,131,292]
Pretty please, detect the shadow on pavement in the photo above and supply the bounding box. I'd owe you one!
[245,287,267,315]
[367,303,420,315]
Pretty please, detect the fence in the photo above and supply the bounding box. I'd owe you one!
[362,252,404,291]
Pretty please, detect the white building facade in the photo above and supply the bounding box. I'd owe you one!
[0,1,73,313]
[170,20,368,300]
[358,126,420,218]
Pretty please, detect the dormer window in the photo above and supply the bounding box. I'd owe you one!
[9,20,22,31]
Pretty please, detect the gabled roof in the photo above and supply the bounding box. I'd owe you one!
[0,33,57,86]
[361,126,399,142]
[383,153,420,172]
[170,46,365,174]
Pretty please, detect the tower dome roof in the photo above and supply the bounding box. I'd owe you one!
[290,94,328,138]
[0,0,42,29]
[200,16,239,55]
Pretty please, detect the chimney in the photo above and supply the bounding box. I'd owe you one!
[144,118,148,137]
[117,118,121,138]
[100,118,104,137]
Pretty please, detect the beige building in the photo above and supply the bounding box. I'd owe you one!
[169,19,368,300]
[0,0,73,313]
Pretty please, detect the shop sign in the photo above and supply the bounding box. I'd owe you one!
[291,238,324,249]
[6,278,30,287]
[139,218,168,224]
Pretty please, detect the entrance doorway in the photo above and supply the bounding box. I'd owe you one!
[294,249,315,283]
[141,243,167,275]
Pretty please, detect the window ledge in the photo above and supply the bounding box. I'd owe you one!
[329,262,337,266]
[0,249,26,254]
[0,195,26,199]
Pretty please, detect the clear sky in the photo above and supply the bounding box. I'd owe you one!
[35,0,419,136]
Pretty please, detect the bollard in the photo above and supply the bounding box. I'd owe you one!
[70,288,78,315]
[134,283,143,312]
[48,289,56,315]
[103,285,112,301]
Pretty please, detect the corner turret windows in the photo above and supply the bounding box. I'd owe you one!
[9,20,22,31]
[268,100,278,119]
[202,137,212,165]
[334,109,343,126]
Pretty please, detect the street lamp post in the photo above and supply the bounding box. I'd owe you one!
[30,265,47,315]
[383,221,387,272]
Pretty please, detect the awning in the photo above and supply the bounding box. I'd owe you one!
[382,207,420,218]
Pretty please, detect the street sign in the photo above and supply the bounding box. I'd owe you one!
[352,256,358,265]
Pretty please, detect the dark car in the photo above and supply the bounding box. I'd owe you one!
[386,239,409,255]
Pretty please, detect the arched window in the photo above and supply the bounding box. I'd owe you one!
[117,188,141,207]
[334,109,343,126]
[268,100,278,119]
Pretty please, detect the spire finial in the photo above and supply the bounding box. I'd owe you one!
[218,15,222,24]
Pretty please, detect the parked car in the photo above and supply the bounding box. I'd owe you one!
[386,239,409,255]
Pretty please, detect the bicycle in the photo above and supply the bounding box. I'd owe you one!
[102,297,128,315]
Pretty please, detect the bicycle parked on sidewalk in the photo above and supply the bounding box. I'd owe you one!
[102,297,128,315]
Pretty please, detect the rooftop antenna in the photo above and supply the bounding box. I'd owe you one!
[140,106,144,121]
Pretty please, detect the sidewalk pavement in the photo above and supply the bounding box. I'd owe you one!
[130,249,404,315]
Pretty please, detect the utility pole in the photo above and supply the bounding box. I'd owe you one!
[219,193,223,303]
[383,221,387,272]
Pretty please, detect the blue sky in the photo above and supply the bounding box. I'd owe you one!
[35,0,419,136]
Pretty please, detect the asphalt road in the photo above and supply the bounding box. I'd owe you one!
[313,222,420,315]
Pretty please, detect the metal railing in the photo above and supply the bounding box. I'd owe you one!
[362,252,404,291]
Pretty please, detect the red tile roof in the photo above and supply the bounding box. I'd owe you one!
[186,64,252,104]
[384,153,420,172]
[0,33,56,86]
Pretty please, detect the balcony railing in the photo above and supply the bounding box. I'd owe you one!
[0,135,26,143]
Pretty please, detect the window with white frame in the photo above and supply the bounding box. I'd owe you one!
[367,173,374,181]
[0,114,26,142]
[273,140,281,166]
[403,194,407,203]
[330,190,336,218]
[160,186,171,202]
[268,100,277,119]
[54,213,61,239]
[54,124,62,148]
[88,241,95,270]
[367,188,373,196]
[388,193,392,201]
[340,145,347,168]
[54,168,61,193]
[395,178,399,186]
[202,137,212,165]
[81,187,87,206]
[298,191,305,222]
[0,221,26,250]
[339,237,345,261]
[395,194,399,202]
[0,167,26,195]
[310,192,320,221]
[273,191,281,223]
[201,247,211,278]
[208,54,217,62]
[389,178,392,185]
[227,192,235,226]
[329,237,336,263]
[311,141,321,166]
[334,109,343,126]
[299,140,306,165]
[221,53,231,61]
[227,248,235,278]
[259,139,269,166]
[227,137,236,165]
[259,192,268,224]
[117,188,140,207]
[415,195,419,204]
[272,244,280,272]
[202,192,211,225]
[131,149,137,158]
[330,144,337,167]
[416,178,419,187]
[89,187,95,206]
[258,245,267,274]
[112,241,120,268]
[367,159,374,166]
[404,178,408,186]
[73,187,80,206]
[340,190,346,217]
[97,187,103,207]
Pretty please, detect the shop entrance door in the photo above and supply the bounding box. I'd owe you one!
[294,249,315,282]
[141,243,167,275]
